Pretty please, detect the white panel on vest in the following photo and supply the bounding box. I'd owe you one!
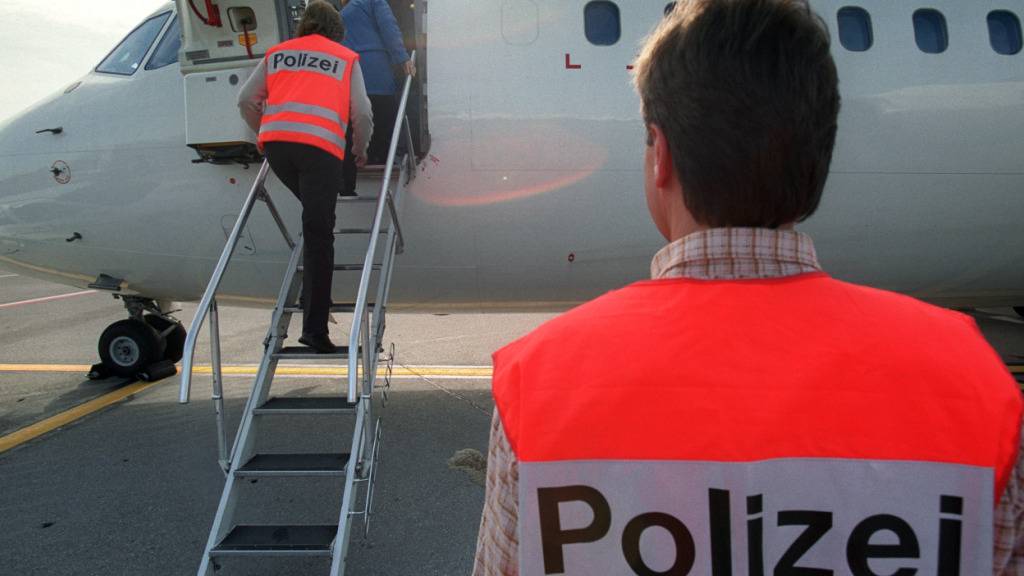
[519,458,993,576]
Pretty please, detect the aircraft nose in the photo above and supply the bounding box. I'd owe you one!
[0,102,64,255]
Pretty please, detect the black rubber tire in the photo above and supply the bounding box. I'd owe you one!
[98,319,166,378]
[1015,306,1024,319]
[143,315,187,363]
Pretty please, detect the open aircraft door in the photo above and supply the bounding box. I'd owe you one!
[175,0,429,163]
[174,0,307,163]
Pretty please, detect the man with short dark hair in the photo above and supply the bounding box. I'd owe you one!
[473,1,1023,574]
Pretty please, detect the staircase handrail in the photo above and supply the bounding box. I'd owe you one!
[179,161,270,403]
[347,50,415,402]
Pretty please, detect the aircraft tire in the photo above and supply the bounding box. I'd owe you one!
[143,315,187,363]
[98,319,166,378]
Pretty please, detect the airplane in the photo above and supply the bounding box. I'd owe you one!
[0,0,1021,379]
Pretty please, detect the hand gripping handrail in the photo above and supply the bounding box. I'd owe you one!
[347,50,415,402]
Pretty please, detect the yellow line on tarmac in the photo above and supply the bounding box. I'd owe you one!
[0,380,163,455]
[0,363,493,378]
[0,364,93,373]
[191,365,494,378]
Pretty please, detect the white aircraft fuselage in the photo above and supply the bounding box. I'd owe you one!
[0,1,1021,312]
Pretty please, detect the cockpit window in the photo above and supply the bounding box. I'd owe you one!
[97,12,171,75]
[146,17,182,70]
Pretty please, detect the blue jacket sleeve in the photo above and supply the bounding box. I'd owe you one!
[371,0,410,65]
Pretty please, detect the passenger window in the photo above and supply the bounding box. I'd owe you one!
[146,17,182,70]
[584,1,621,46]
[665,2,676,16]
[837,7,873,52]
[913,9,948,54]
[97,12,171,75]
[988,11,1022,55]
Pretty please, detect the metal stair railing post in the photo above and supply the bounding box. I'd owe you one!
[345,50,414,403]
[331,51,416,576]
[208,299,229,472]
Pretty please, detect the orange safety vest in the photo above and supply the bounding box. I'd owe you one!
[492,273,1021,575]
[259,34,358,161]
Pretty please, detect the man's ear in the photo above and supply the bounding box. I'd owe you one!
[650,124,673,190]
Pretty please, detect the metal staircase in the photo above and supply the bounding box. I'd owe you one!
[178,53,416,576]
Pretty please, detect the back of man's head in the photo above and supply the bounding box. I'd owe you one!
[634,0,840,228]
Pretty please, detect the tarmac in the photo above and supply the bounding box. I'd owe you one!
[0,272,1022,575]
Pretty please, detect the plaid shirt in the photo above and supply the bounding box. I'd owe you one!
[473,227,1024,575]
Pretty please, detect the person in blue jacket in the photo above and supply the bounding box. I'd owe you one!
[339,0,416,193]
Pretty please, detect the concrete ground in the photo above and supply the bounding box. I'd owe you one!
[0,271,1021,575]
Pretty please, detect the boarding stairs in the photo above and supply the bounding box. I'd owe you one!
[178,54,416,576]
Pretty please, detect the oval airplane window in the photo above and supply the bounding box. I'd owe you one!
[97,12,171,75]
[913,9,948,54]
[585,1,621,46]
[988,11,1023,55]
[146,17,182,70]
[837,7,873,52]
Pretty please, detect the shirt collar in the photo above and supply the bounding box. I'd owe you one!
[651,228,822,280]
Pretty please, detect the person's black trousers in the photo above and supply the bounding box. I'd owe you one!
[342,94,399,195]
[264,141,344,337]
[367,94,399,164]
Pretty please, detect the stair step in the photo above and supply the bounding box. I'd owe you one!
[334,228,388,235]
[359,163,401,174]
[255,397,357,415]
[282,302,377,314]
[273,346,353,360]
[210,525,337,557]
[236,453,350,478]
[297,264,383,272]
[336,195,378,204]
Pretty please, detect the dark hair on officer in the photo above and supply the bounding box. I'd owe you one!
[634,0,840,228]
[296,0,346,42]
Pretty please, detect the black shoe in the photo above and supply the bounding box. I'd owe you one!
[298,333,338,354]
[340,189,357,198]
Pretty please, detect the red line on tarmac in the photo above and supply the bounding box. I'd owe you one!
[0,290,97,310]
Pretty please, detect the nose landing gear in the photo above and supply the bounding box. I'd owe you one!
[89,296,186,381]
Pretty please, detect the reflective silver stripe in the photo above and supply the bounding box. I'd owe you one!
[267,49,348,81]
[519,458,993,575]
[264,102,344,127]
[260,121,346,151]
